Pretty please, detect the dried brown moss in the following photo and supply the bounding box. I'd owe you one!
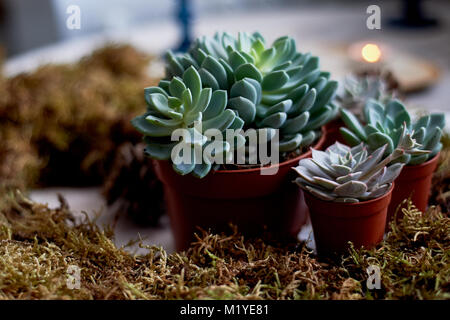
[0,187,448,300]
[0,126,43,190]
[0,44,159,188]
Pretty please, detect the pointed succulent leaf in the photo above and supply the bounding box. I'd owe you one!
[169,76,187,98]
[339,127,362,146]
[366,184,390,199]
[336,171,363,184]
[202,109,236,133]
[334,181,367,197]
[385,99,411,128]
[289,89,316,117]
[312,177,340,190]
[311,80,338,111]
[302,105,332,132]
[182,67,202,103]
[143,140,176,160]
[230,79,258,104]
[228,96,256,124]
[292,165,315,184]
[258,112,287,128]
[367,132,394,154]
[340,108,367,141]
[300,130,317,148]
[379,163,404,185]
[203,90,227,120]
[299,158,333,180]
[412,127,426,144]
[261,70,289,91]
[132,114,177,137]
[201,56,228,89]
[413,115,430,132]
[235,63,263,82]
[305,185,336,201]
[279,134,302,152]
[281,111,309,134]
[257,100,292,118]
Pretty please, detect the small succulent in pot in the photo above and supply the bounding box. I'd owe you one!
[166,32,338,153]
[294,124,428,202]
[340,98,445,165]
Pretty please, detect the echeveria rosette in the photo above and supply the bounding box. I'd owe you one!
[166,32,339,153]
[132,66,244,178]
[294,125,427,202]
[340,98,445,165]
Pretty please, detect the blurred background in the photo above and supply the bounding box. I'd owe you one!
[0,0,448,252]
[1,0,449,109]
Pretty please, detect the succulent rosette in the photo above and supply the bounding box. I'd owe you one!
[132,66,245,178]
[295,124,428,202]
[166,32,338,153]
[340,98,445,165]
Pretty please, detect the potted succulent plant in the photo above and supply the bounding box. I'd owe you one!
[339,98,445,225]
[294,126,423,255]
[324,73,396,147]
[132,32,338,250]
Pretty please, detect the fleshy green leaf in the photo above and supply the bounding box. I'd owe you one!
[228,96,256,124]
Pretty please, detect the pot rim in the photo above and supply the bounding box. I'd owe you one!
[397,152,441,180]
[213,127,327,175]
[404,152,440,169]
[304,183,394,206]
[304,183,394,219]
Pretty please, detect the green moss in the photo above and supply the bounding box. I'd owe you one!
[0,187,448,300]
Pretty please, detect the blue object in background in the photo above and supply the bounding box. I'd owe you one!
[175,0,193,52]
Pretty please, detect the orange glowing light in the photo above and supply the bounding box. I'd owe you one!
[361,43,382,63]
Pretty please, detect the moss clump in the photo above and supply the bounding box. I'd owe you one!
[0,44,159,188]
[0,187,448,300]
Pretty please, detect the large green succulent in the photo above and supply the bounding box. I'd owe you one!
[340,98,445,165]
[166,32,338,152]
[132,66,245,178]
[294,124,426,202]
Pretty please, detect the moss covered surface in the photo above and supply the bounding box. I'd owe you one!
[0,186,448,300]
[0,44,158,188]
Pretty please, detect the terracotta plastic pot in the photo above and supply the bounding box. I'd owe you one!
[153,131,326,251]
[304,184,393,256]
[386,153,440,228]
